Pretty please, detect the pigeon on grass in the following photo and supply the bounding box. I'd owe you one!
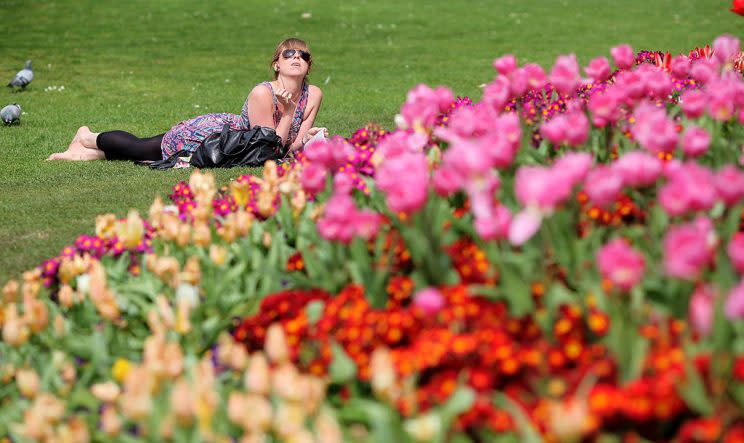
[1,104,21,125]
[7,60,34,90]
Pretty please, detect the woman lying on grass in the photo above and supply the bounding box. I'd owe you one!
[48,38,326,163]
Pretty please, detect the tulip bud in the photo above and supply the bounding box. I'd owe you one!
[91,382,121,403]
[257,189,275,218]
[263,232,272,248]
[25,298,49,333]
[170,380,196,426]
[290,190,307,217]
[235,210,253,237]
[100,405,123,437]
[174,299,193,335]
[219,218,237,243]
[16,368,40,398]
[58,417,90,443]
[3,304,29,346]
[149,196,164,229]
[58,284,75,308]
[263,160,279,188]
[54,315,66,337]
[273,401,307,438]
[404,413,442,442]
[265,323,289,364]
[244,353,270,395]
[95,213,118,239]
[230,180,250,208]
[181,256,201,286]
[61,362,76,385]
[117,209,144,250]
[189,221,209,247]
[209,245,227,266]
[315,409,343,443]
[370,347,397,401]
[548,397,593,442]
[228,344,249,371]
[176,223,191,248]
[2,279,19,303]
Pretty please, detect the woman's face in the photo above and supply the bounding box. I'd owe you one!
[276,47,311,77]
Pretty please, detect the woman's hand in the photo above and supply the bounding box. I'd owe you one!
[302,127,329,144]
[274,87,297,111]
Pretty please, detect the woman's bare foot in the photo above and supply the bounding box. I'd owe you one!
[47,149,105,161]
[47,126,104,161]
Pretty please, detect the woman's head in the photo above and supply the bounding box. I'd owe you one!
[271,38,312,80]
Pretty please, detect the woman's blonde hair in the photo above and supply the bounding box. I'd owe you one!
[270,38,312,80]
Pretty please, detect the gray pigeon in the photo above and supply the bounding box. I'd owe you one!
[7,60,34,89]
[1,104,21,125]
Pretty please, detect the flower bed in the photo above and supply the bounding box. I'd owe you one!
[3,35,744,442]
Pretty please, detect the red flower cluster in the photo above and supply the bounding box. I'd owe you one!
[576,189,646,236]
[232,279,744,439]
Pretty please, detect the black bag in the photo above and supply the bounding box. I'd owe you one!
[143,124,284,170]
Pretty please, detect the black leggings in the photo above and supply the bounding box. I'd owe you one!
[96,131,166,161]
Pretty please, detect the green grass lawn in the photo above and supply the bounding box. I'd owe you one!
[0,0,742,283]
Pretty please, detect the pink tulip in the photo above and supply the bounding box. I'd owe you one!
[588,88,622,127]
[631,103,678,155]
[523,63,547,90]
[707,86,736,121]
[353,210,382,241]
[584,56,611,82]
[303,139,333,168]
[300,163,328,195]
[564,111,590,146]
[554,152,593,187]
[550,54,580,96]
[614,70,646,100]
[659,162,718,216]
[375,152,429,214]
[333,171,355,195]
[540,115,567,145]
[508,207,543,246]
[585,166,624,208]
[509,67,529,97]
[689,284,717,337]
[482,76,512,112]
[400,84,452,130]
[715,165,744,206]
[474,204,512,240]
[680,90,707,119]
[443,139,491,179]
[484,132,519,169]
[612,151,662,187]
[495,112,522,153]
[670,55,691,78]
[433,86,455,113]
[713,34,741,65]
[663,219,715,280]
[725,279,744,320]
[597,238,646,291]
[413,287,445,315]
[432,166,462,197]
[645,68,673,99]
[690,59,718,84]
[680,125,711,158]
[610,44,635,70]
[493,54,518,76]
[514,166,571,211]
[728,233,744,274]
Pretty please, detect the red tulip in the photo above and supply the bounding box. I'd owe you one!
[732,0,744,16]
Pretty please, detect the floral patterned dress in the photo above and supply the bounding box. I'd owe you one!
[160,81,309,164]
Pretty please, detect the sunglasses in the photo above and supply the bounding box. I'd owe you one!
[281,49,311,62]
